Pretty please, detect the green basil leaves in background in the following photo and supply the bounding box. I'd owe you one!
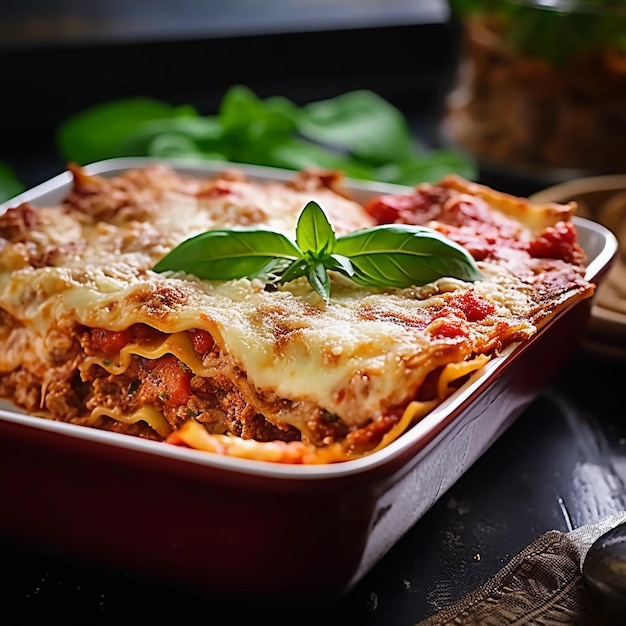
[55,85,476,184]
[2,86,476,201]
[55,99,201,168]
[153,201,482,302]
[0,162,25,204]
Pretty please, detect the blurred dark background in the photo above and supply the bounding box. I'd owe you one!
[1,0,460,189]
[3,5,626,625]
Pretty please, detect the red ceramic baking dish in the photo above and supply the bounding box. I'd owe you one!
[0,158,618,605]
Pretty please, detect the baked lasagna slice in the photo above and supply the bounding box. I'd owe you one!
[0,163,594,463]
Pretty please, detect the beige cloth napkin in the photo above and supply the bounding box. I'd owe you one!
[416,513,626,626]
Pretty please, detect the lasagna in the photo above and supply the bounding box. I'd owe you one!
[0,163,594,463]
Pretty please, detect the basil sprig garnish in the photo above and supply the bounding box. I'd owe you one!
[153,201,482,301]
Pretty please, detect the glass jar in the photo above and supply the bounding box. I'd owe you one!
[442,0,626,185]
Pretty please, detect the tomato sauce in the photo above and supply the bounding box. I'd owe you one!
[527,221,580,264]
[364,188,582,264]
[188,328,215,355]
[86,328,131,357]
[446,289,495,322]
[142,354,192,407]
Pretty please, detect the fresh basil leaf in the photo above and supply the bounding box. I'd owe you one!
[308,262,331,302]
[0,161,25,203]
[278,258,310,284]
[145,133,207,158]
[326,253,356,278]
[56,98,197,165]
[295,201,336,256]
[54,86,476,185]
[299,90,413,165]
[220,85,299,144]
[334,225,482,287]
[256,137,377,179]
[153,203,482,297]
[217,87,333,172]
[377,150,478,185]
[118,117,223,157]
[153,229,301,280]
[253,257,295,281]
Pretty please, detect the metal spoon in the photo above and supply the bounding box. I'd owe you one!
[582,520,626,616]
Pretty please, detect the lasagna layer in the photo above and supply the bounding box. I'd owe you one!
[0,164,594,463]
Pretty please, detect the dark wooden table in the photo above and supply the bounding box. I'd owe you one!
[2,4,625,623]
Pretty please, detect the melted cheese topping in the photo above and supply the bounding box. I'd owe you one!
[0,264,535,431]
